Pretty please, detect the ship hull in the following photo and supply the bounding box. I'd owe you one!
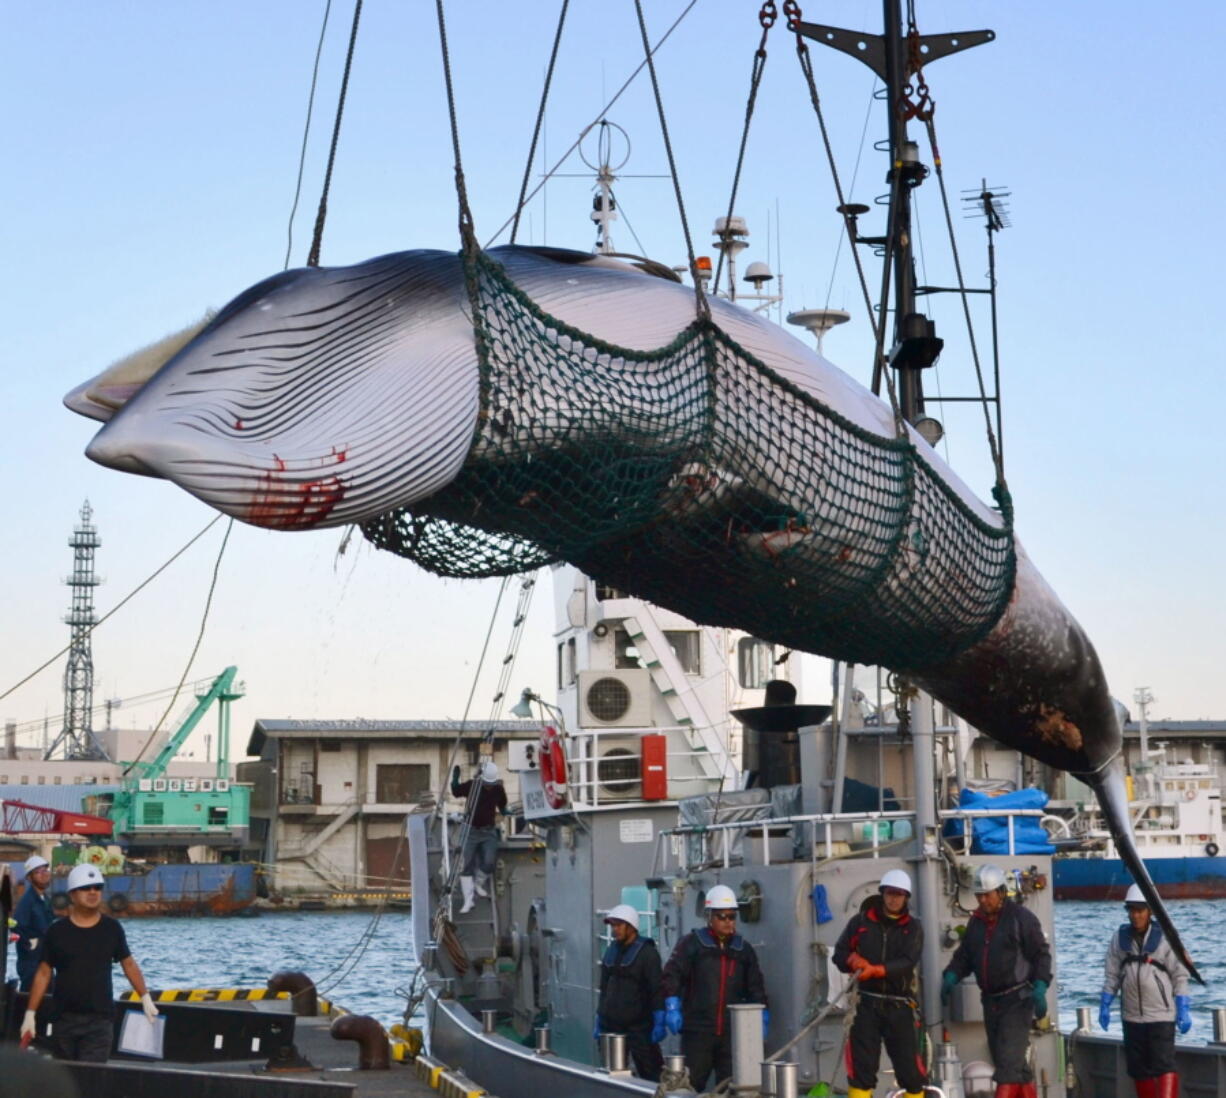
[30,862,259,916]
[1053,855,1226,900]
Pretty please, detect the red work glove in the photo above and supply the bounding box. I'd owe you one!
[858,963,887,982]
[846,952,870,972]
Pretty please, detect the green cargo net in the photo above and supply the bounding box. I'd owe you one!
[363,253,1016,670]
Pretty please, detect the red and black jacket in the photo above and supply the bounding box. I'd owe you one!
[833,894,923,997]
[661,927,768,1036]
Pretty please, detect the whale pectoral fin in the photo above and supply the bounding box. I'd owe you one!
[1090,765,1205,985]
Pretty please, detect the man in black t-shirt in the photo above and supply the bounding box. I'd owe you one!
[21,863,160,1062]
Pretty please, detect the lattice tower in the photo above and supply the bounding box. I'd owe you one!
[46,500,109,760]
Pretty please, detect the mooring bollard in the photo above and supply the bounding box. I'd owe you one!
[1075,1006,1093,1034]
[481,1009,497,1034]
[534,1024,552,1054]
[267,970,318,1017]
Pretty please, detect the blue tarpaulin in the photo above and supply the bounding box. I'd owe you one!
[946,787,1055,854]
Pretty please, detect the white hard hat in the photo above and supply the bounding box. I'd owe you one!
[1124,884,1148,906]
[24,855,50,875]
[972,865,1007,893]
[481,761,500,783]
[603,903,640,930]
[880,869,912,894]
[67,863,105,892]
[704,884,739,911]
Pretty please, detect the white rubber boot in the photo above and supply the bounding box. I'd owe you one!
[474,871,489,898]
[459,876,476,914]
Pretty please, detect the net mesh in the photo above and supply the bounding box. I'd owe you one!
[362,253,1015,670]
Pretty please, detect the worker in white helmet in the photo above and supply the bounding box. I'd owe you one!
[21,863,159,1061]
[450,758,508,913]
[594,902,665,1081]
[941,865,1052,1098]
[13,854,53,990]
[1099,882,1191,1098]
[832,868,926,1098]
[661,883,768,1090]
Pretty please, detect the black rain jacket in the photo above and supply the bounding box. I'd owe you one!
[945,900,1052,995]
[598,935,663,1031]
[833,894,923,997]
[661,927,768,1037]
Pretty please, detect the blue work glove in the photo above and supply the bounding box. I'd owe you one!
[664,996,684,1035]
[761,1008,770,1039]
[1098,992,1114,1031]
[592,1014,602,1041]
[1175,995,1192,1035]
[650,1010,667,1044]
[940,970,958,1004]
[1031,979,1048,1019]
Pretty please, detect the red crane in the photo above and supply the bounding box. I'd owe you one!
[1,798,113,836]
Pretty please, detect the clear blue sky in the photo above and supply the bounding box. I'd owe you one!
[3,1,1224,756]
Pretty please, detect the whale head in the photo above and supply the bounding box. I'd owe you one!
[73,251,479,529]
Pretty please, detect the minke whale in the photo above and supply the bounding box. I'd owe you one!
[68,245,1203,982]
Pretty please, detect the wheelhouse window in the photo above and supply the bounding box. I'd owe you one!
[664,630,701,675]
[737,637,776,689]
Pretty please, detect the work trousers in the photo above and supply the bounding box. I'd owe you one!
[51,1011,113,1062]
[1122,1020,1177,1080]
[461,826,499,877]
[624,1024,664,1082]
[845,996,926,1093]
[682,1030,733,1091]
[983,987,1034,1084]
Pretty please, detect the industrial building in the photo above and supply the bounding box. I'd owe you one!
[242,719,542,902]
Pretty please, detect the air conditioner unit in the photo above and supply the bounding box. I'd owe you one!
[199,779,214,792]
[215,779,230,792]
[594,736,643,802]
[577,669,652,728]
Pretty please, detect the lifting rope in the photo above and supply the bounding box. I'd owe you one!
[632,0,708,318]
[510,0,570,245]
[285,0,335,268]
[783,1,902,428]
[710,2,777,297]
[307,0,364,268]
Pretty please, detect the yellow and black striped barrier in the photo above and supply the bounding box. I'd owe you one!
[118,987,345,1015]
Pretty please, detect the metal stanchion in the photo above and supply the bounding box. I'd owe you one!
[760,1060,777,1097]
[773,1061,798,1098]
[1213,1007,1226,1044]
[534,1025,552,1054]
[481,1009,497,1034]
[1075,1007,1093,1033]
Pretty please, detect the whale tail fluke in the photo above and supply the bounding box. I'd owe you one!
[1090,764,1204,985]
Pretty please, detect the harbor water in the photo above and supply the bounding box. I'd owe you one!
[5,902,1224,1040]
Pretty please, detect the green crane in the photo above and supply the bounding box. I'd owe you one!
[108,666,250,845]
